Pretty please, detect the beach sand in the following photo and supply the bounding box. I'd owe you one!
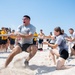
[0,50,75,75]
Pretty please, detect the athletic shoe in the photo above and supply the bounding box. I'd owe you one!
[24,60,29,67]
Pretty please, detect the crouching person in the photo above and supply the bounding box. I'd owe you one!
[43,27,70,70]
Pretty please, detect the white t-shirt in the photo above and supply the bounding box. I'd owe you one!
[71,32,75,44]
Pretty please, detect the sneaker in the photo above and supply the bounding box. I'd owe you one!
[38,48,43,51]
[24,60,29,67]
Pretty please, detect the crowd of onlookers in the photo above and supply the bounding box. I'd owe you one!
[33,28,75,56]
[0,27,16,51]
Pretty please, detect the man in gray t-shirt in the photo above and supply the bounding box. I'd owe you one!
[17,24,36,44]
[4,15,37,68]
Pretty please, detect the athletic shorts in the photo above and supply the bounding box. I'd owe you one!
[33,40,36,45]
[39,39,43,44]
[10,38,15,45]
[72,44,75,50]
[0,37,2,45]
[2,39,7,44]
[18,43,33,52]
[59,49,69,60]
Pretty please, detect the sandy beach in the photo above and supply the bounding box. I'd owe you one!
[0,49,75,75]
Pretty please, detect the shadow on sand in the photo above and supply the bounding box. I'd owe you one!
[29,65,56,75]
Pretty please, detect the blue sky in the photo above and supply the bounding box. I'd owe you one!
[0,0,75,35]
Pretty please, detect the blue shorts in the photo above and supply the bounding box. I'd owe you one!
[2,39,7,44]
[39,39,43,44]
[0,37,2,45]
[9,38,15,45]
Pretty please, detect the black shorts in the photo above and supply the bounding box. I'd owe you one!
[10,38,15,45]
[0,37,2,45]
[2,39,7,44]
[39,39,43,44]
[72,44,75,50]
[59,49,69,60]
[18,43,33,52]
[33,40,36,45]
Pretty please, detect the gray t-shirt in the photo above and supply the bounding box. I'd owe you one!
[17,24,36,44]
[55,35,68,51]
[62,33,68,38]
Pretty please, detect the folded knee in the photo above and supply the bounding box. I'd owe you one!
[50,50,54,55]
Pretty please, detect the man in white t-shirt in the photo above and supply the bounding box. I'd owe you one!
[67,28,75,56]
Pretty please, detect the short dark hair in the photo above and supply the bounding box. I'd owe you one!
[61,29,64,32]
[40,29,43,31]
[50,32,52,35]
[69,28,74,31]
[1,27,5,30]
[23,15,31,20]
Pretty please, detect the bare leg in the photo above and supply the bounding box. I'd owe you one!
[0,45,3,50]
[5,43,9,52]
[5,45,22,67]
[1,44,5,50]
[5,39,10,51]
[26,45,37,61]
[50,50,56,65]
[0,45,1,49]
[10,44,14,50]
[56,57,72,70]
[52,49,60,56]
[50,49,60,65]
[71,48,75,56]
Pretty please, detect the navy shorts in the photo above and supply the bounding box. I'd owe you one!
[2,39,7,44]
[0,37,2,45]
[39,39,43,44]
[9,38,15,45]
